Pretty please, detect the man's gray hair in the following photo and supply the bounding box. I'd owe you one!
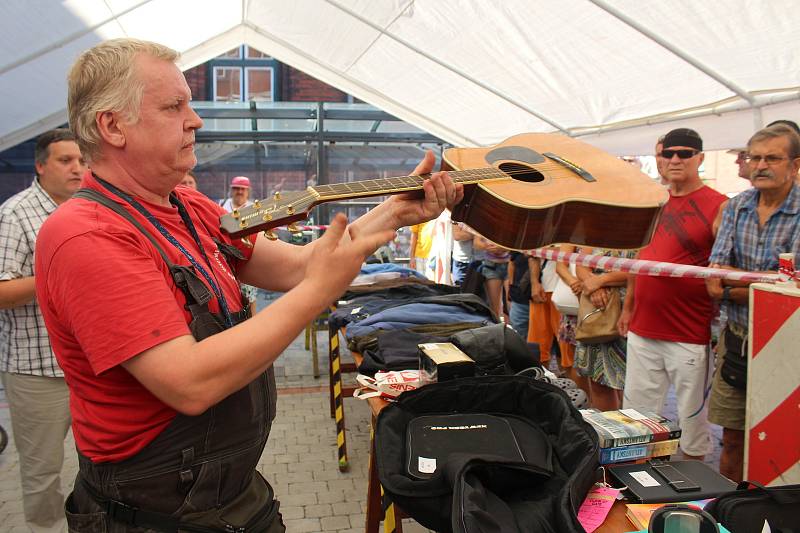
[67,38,179,161]
[748,124,800,159]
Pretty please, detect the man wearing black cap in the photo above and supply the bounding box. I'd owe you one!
[620,128,727,461]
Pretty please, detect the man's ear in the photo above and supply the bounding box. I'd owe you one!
[96,110,126,149]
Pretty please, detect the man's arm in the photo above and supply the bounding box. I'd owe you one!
[123,153,462,415]
[123,214,395,415]
[618,274,636,336]
[0,277,36,309]
[529,256,545,303]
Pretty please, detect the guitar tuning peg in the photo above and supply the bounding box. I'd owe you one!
[273,191,281,200]
[263,230,278,241]
[254,199,262,208]
[287,223,302,234]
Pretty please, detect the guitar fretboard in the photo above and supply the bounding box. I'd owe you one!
[310,167,506,200]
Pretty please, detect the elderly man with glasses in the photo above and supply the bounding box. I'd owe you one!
[620,128,727,464]
[706,124,800,482]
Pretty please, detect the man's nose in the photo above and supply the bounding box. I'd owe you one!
[187,106,203,130]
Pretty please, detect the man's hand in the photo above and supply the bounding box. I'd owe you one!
[705,263,724,300]
[304,213,395,303]
[531,281,546,303]
[617,308,632,336]
[388,150,464,228]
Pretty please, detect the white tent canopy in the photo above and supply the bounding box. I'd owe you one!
[1,0,798,155]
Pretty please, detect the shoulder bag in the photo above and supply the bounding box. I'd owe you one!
[575,288,621,344]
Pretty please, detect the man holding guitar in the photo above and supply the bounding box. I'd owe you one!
[34,38,462,532]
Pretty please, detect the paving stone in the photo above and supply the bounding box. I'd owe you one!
[282,518,322,532]
[304,503,333,518]
[320,514,351,530]
[278,505,304,520]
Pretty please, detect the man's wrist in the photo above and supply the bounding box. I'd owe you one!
[721,286,732,301]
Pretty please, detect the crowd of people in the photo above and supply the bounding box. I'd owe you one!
[409,121,800,486]
[0,35,798,532]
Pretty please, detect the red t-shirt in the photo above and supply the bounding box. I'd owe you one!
[35,175,256,463]
[629,186,726,344]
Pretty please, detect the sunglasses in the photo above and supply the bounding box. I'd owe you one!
[661,149,699,160]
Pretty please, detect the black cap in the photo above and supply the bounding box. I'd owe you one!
[766,119,800,135]
[662,128,703,151]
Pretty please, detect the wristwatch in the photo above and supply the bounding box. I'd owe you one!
[721,286,732,301]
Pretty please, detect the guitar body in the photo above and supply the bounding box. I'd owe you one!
[443,133,667,250]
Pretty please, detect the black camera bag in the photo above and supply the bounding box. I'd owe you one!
[706,480,800,533]
[375,375,599,532]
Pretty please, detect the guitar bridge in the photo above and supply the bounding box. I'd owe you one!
[543,152,596,182]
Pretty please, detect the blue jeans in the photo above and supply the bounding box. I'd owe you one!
[509,300,530,340]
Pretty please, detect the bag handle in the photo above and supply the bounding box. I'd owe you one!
[736,480,800,505]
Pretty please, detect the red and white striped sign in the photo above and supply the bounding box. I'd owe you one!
[745,283,800,486]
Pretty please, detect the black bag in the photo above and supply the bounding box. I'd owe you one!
[449,322,540,374]
[375,375,599,533]
[705,480,800,533]
[720,327,748,390]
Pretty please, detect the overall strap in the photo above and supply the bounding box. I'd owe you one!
[73,188,174,268]
[73,188,214,310]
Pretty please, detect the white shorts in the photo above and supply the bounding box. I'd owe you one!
[623,331,713,457]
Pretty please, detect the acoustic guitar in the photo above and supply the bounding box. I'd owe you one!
[219,133,668,250]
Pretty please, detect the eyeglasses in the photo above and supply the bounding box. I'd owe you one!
[743,154,790,166]
[661,149,699,160]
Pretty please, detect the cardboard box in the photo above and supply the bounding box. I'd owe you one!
[418,342,475,384]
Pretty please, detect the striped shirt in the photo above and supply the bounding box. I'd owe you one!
[709,183,800,329]
[0,178,61,376]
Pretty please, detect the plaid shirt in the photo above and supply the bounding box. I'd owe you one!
[0,177,61,376]
[709,183,800,329]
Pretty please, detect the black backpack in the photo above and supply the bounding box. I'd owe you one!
[375,375,599,532]
[706,481,800,532]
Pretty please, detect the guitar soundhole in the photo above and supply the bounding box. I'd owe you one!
[498,162,544,183]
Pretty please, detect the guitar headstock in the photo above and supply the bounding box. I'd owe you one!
[219,189,317,238]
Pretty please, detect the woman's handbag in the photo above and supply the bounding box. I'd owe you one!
[551,264,579,316]
[575,288,621,344]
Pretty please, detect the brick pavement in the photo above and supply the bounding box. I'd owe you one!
[0,307,721,533]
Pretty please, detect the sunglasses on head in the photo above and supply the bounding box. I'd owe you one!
[661,149,699,159]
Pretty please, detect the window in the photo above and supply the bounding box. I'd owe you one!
[218,46,242,59]
[208,45,280,101]
[246,46,270,59]
[213,67,242,102]
[246,67,274,101]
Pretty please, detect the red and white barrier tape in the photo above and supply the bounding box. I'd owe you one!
[529,248,784,284]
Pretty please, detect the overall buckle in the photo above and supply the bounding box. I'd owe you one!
[107,499,139,526]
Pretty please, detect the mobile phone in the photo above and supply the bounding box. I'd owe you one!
[650,462,701,492]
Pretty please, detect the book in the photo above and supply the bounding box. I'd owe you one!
[625,499,712,530]
[599,438,679,464]
[580,408,681,448]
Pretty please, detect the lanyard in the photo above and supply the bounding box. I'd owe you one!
[94,175,235,327]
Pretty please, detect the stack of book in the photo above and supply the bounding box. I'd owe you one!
[580,408,681,465]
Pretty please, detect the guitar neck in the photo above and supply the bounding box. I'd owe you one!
[220,167,507,238]
[309,167,505,201]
